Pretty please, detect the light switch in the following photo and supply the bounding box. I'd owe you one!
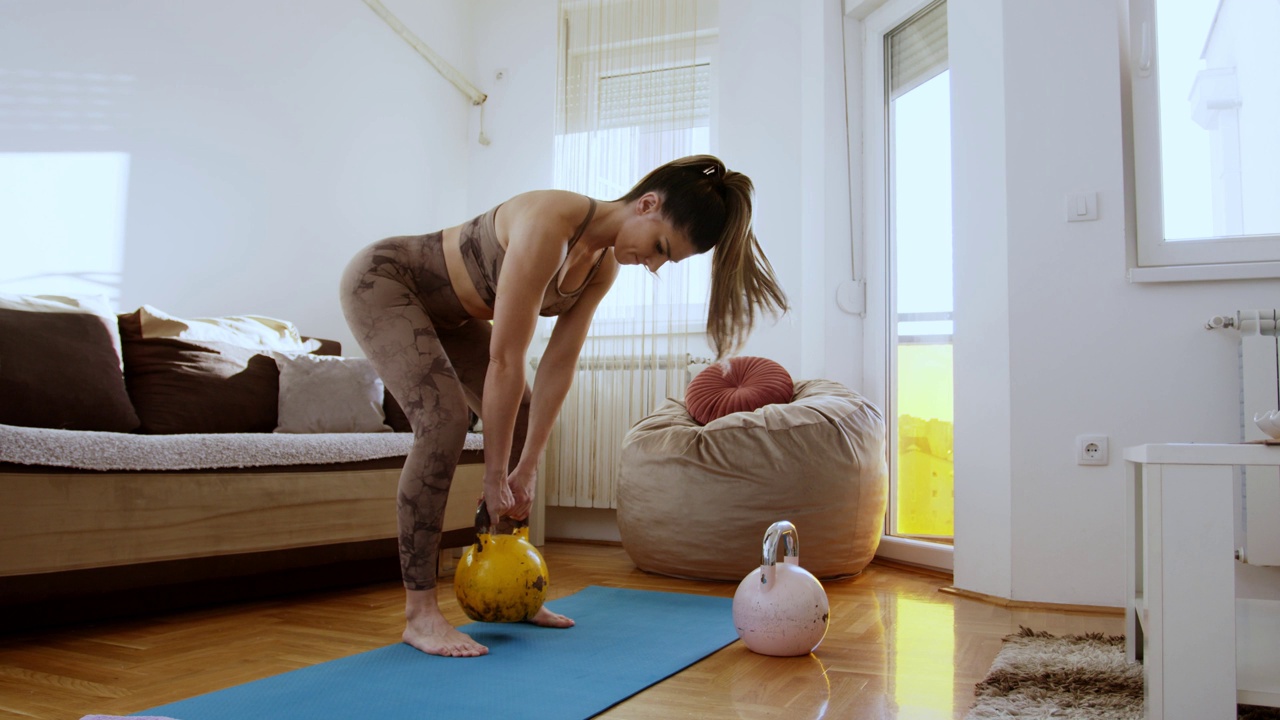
[1066,192,1098,222]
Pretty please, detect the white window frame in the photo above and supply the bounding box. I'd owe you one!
[1129,0,1280,282]
[857,0,954,573]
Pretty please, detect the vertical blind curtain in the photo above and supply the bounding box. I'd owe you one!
[598,63,710,130]
[548,0,713,509]
[887,0,948,100]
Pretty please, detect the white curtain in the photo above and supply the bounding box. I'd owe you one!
[544,0,717,509]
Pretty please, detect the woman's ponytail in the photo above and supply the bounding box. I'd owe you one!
[619,154,789,359]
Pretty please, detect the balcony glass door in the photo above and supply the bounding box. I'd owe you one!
[885,0,953,541]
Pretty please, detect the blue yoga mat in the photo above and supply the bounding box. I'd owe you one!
[141,586,736,720]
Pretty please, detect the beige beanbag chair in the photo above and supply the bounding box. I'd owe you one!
[617,379,887,581]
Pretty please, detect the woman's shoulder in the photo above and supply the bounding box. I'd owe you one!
[496,190,594,238]
[503,189,590,215]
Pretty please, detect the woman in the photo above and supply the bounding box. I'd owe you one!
[340,154,787,657]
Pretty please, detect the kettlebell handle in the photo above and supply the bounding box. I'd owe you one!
[474,496,528,536]
[761,520,799,570]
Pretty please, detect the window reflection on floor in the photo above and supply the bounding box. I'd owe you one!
[892,596,955,719]
[725,647,832,720]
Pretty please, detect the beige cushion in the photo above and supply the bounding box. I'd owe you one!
[135,304,320,354]
[617,379,888,581]
[273,354,391,434]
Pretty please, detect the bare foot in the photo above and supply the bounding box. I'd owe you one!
[403,611,489,657]
[527,605,575,628]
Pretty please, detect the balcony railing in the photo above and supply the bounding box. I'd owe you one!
[894,311,954,539]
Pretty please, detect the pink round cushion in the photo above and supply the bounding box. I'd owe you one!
[685,356,794,425]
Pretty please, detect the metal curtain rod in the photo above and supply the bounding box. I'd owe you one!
[360,0,488,106]
[529,353,712,371]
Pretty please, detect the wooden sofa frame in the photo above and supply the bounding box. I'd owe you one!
[0,450,486,631]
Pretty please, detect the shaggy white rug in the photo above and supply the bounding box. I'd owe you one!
[966,627,1280,719]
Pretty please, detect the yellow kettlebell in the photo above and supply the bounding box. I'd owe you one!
[453,499,549,623]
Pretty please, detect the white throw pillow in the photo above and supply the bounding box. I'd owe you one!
[137,304,320,354]
[273,354,392,433]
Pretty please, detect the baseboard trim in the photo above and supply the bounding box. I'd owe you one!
[938,585,1124,616]
[870,556,954,581]
[875,535,954,572]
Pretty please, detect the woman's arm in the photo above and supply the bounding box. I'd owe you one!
[503,258,618,519]
[481,209,570,524]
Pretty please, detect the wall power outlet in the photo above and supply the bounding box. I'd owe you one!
[1076,434,1109,466]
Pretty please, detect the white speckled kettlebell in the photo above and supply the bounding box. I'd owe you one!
[731,520,830,657]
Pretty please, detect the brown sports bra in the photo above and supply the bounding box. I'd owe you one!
[457,199,603,317]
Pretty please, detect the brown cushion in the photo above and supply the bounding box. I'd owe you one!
[383,393,412,432]
[684,356,794,425]
[0,307,140,432]
[121,333,282,434]
[306,337,342,357]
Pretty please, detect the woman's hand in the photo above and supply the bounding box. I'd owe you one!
[505,464,538,521]
[483,472,514,529]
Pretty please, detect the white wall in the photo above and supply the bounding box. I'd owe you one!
[949,0,1280,607]
[948,0,1014,600]
[717,0,862,388]
[464,0,557,213]
[0,0,477,352]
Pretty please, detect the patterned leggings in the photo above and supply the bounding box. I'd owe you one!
[339,232,529,590]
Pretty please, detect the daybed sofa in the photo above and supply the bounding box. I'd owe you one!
[0,296,483,630]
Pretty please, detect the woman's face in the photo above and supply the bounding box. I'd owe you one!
[615,192,697,274]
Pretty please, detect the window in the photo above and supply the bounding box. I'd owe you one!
[0,152,130,305]
[553,2,715,336]
[1130,0,1280,277]
[863,0,955,566]
[544,1,718,509]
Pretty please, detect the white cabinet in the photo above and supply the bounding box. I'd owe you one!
[1124,444,1280,719]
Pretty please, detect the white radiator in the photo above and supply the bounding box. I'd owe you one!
[534,354,703,510]
[1208,309,1280,566]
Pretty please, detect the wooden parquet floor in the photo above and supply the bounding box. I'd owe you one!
[0,542,1123,720]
